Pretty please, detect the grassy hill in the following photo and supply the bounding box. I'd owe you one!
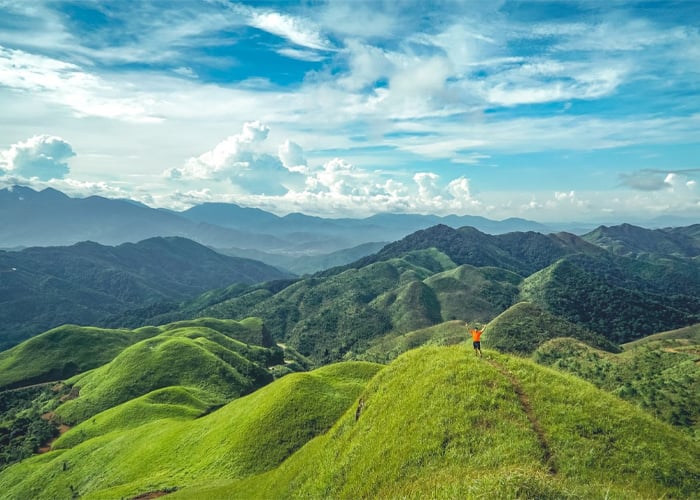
[2,346,692,499]
[54,321,282,424]
[533,324,700,437]
[0,318,274,392]
[0,362,382,499]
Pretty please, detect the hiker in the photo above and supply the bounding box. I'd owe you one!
[470,324,483,357]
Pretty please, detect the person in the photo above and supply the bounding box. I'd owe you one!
[470,324,483,357]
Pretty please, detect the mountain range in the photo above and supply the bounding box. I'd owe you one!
[0,185,641,259]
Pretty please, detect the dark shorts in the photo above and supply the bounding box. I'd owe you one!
[473,341,481,349]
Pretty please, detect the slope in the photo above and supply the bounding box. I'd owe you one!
[520,253,700,343]
[533,324,700,437]
[178,346,699,499]
[54,322,281,424]
[582,223,700,258]
[0,237,292,349]
[485,302,620,355]
[0,362,382,499]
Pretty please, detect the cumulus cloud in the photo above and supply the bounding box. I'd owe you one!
[0,135,75,180]
[278,140,307,171]
[167,121,304,195]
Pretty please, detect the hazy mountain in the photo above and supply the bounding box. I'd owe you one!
[0,186,287,250]
[582,223,700,258]
[0,237,292,350]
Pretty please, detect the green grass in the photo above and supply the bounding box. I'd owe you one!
[0,362,382,499]
[0,325,152,390]
[349,320,469,363]
[533,324,700,437]
[55,326,275,424]
[175,346,699,499]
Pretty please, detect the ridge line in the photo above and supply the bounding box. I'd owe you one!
[486,358,557,475]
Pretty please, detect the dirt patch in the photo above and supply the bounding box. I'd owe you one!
[131,488,178,499]
[487,359,557,475]
[37,412,71,454]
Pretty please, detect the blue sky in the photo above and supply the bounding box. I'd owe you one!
[0,0,698,222]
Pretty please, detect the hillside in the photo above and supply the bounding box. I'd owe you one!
[107,224,700,364]
[1,346,696,498]
[0,318,290,471]
[485,302,620,354]
[0,237,291,349]
[582,223,700,258]
[533,324,700,437]
[520,253,700,343]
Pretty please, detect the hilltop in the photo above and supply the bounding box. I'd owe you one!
[0,346,697,499]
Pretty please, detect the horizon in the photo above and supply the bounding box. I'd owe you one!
[0,1,698,222]
[4,183,696,230]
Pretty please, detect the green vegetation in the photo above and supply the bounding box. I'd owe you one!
[175,347,699,499]
[55,324,280,424]
[534,324,700,438]
[349,320,469,363]
[0,325,151,391]
[0,386,63,470]
[520,254,700,343]
[486,302,620,355]
[0,237,291,349]
[0,362,382,499]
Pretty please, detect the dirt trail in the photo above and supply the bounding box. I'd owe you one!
[486,358,557,475]
[37,412,71,454]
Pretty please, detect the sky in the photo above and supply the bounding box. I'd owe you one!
[0,0,699,222]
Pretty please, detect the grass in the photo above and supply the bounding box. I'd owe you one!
[0,362,382,499]
[533,324,700,437]
[0,325,151,390]
[175,346,699,499]
[55,326,275,424]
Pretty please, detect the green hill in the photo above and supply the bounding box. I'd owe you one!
[55,323,280,424]
[485,302,620,355]
[533,324,700,437]
[0,318,274,392]
[1,347,697,499]
[0,325,149,391]
[520,254,700,343]
[0,362,382,499]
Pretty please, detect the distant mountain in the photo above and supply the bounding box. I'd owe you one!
[216,241,388,275]
[0,186,287,250]
[0,237,292,350]
[2,186,553,255]
[582,223,700,258]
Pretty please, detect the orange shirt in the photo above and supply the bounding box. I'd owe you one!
[471,329,483,342]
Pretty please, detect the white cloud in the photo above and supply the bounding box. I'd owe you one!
[0,46,161,122]
[278,140,307,171]
[0,135,75,180]
[246,9,333,51]
[167,121,305,196]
